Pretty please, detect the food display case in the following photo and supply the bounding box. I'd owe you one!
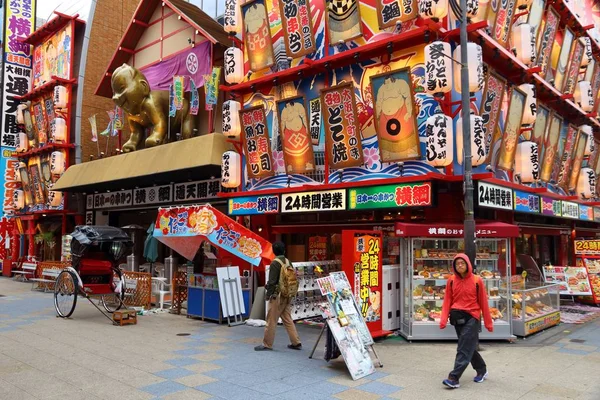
[511,284,561,337]
[395,222,518,341]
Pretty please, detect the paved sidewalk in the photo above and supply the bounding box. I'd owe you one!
[1,277,599,399]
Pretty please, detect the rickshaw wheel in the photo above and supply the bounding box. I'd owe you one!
[54,270,78,318]
[101,268,125,313]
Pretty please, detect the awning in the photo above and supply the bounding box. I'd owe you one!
[153,204,274,266]
[395,221,520,238]
[53,134,231,193]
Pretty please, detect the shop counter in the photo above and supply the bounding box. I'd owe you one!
[187,286,250,323]
[511,283,561,337]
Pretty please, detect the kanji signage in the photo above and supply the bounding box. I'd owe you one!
[173,179,224,203]
[133,185,172,206]
[492,0,517,48]
[563,35,584,94]
[321,83,364,169]
[348,182,432,210]
[240,105,274,179]
[308,97,321,145]
[375,0,417,29]
[85,211,94,225]
[86,195,94,210]
[513,190,540,214]
[281,189,346,213]
[93,190,133,210]
[308,236,327,261]
[395,222,520,238]
[579,205,593,221]
[477,182,513,210]
[575,239,600,255]
[537,6,560,77]
[541,196,562,217]
[481,69,506,163]
[561,201,579,219]
[227,195,280,216]
[278,0,316,58]
[1,154,21,215]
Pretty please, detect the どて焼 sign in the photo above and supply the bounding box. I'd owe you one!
[282,189,346,213]
[240,106,274,179]
[477,182,513,210]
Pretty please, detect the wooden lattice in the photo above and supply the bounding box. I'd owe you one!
[36,261,69,278]
[171,267,188,315]
[122,271,152,310]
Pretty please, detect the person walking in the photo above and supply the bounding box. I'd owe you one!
[255,241,302,351]
[439,253,493,388]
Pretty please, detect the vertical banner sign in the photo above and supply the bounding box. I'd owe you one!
[239,105,274,179]
[204,67,220,111]
[325,0,363,43]
[2,155,21,215]
[29,163,45,206]
[537,6,559,77]
[278,0,316,58]
[531,104,550,159]
[371,68,420,162]
[493,0,517,48]
[89,115,98,142]
[497,87,526,170]
[591,63,600,115]
[486,0,501,38]
[568,131,588,191]
[563,38,584,94]
[375,0,417,29]
[31,100,47,145]
[540,113,562,182]
[527,0,546,46]
[113,107,124,130]
[553,27,575,90]
[481,69,506,163]
[190,79,199,115]
[321,83,364,169]
[43,95,56,138]
[309,97,321,145]
[555,125,578,188]
[168,85,176,117]
[173,76,184,111]
[241,0,275,71]
[276,95,315,174]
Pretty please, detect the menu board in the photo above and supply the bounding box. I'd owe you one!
[578,257,600,301]
[542,266,592,295]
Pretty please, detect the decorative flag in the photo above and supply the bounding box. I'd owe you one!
[113,106,124,130]
[99,110,115,137]
[190,79,199,116]
[89,115,98,142]
[204,67,221,111]
[173,76,184,111]
[169,84,176,117]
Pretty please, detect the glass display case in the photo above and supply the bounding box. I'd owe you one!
[395,222,518,341]
[511,283,561,337]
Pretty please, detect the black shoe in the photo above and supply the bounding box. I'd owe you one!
[287,343,302,350]
[254,345,273,351]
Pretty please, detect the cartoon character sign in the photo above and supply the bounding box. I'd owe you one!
[276,95,315,174]
[371,68,420,162]
[242,0,275,71]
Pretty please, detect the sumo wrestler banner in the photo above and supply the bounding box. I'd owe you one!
[568,130,588,191]
[530,103,550,159]
[481,69,506,163]
[492,0,517,48]
[555,124,578,188]
[371,68,420,163]
[540,113,562,182]
[240,105,275,179]
[276,95,315,174]
[497,87,526,171]
[326,0,363,43]
[563,37,584,94]
[552,27,575,91]
[279,0,316,58]
[321,83,364,169]
[375,0,417,29]
[536,7,560,76]
[242,0,275,71]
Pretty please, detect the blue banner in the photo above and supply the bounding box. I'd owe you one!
[513,190,540,214]
[228,195,280,216]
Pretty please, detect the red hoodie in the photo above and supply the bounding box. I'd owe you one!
[440,253,493,332]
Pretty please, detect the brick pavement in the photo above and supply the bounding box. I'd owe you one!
[1,277,600,399]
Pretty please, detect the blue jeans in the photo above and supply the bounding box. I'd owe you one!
[449,317,486,380]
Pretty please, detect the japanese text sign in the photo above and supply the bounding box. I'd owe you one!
[537,6,560,77]
[493,0,517,48]
[375,0,417,29]
[173,179,224,203]
[575,240,600,255]
[228,195,280,215]
[563,37,584,94]
[348,182,432,210]
[477,182,513,210]
[308,236,328,261]
[513,190,540,214]
[203,67,220,111]
[561,201,579,219]
[173,76,184,111]
[481,70,506,163]
[281,189,346,213]
[240,105,274,179]
[541,196,562,217]
[93,190,133,210]
[133,185,172,206]
[278,0,316,58]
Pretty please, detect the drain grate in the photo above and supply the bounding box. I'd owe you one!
[569,339,586,343]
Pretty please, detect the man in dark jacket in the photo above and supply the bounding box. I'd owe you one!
[255,241,301,351]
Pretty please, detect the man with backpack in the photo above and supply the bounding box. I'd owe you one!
[439,253,493,389]
[255,241,301,351]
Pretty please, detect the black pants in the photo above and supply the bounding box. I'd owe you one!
[449,317,486,380]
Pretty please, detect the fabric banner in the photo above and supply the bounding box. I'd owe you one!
[100,110,114,137]
[276,95,315,174]
[89,115,98,142]
[190,79,199,115]
[204,67,220,111]
[153,204,274,266]
[113,107,124,130]
[169,85,176,117]
[173,76,184,111]
[139,42,211,91]
[240,105,275,179]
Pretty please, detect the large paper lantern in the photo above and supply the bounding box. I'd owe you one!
[425,113,454,167]
[574,80,594,112]
[224,47,244,84]
[424,41,453,96]
[512,23,536,66]
[52,117,67,143]
[53,85,68,109]
[16,132,28,153]
[418,0,448,21]
[50,151,66,175]
[13,190,25,210]
[453,43,483,94]
[48,190,63,207]
[223,100,241,139]
[577,167,596,199]
[456,113,486,166]
[581,37,593,69]
[518,83,537,126]
[223,0,241,35]
[580,125,594,156]
[221,151,241,189]
[515,141,540,183]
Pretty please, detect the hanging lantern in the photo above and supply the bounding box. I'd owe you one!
[512,23,536,66]
[52,117,67,143]
[515,0,533,10]
[580,125,594,156]
[223,0,241,35]
[424,41,453,97]
[425,113,454,167]
[16,103,28,125]
[581,37,593,69]
[221,151,241,189]
[453,43,483,94]
[14,162,26,183]
[518,83,537,126]
[53,85,68,109]
[515,141,540,183]
[574,80,594,112]
[418,0,448,21]
[48,190,63,207]
[224,47,244,84]
[16,132,29,153]
[577,167,596,199]
[50,151,66,175]
[222,100,241,140]
[456,113,487,166]
[13,190,25,210]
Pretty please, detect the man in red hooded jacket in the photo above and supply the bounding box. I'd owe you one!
[440,253,493,389]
